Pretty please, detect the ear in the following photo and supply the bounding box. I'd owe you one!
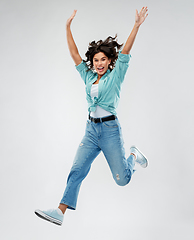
[108,59,111,65]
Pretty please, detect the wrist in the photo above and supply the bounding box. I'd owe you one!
[134,22,140,29]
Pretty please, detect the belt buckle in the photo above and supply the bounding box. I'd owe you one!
[94,118,98,123]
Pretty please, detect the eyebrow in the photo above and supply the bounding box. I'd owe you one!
[93,57,106,60]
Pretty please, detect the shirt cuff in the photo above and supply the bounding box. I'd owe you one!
[75,60,88,72]
[118,51,131,63]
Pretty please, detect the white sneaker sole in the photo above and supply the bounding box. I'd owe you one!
[131,146,148,168]
[35,209,62,226]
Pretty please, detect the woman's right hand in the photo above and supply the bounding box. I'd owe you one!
[66,10,77,27]
[66,9,82,66]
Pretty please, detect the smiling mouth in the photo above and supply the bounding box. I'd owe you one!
[97,67,104,72]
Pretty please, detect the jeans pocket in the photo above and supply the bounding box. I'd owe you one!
[86,120,91,128]
[102,120,118,128]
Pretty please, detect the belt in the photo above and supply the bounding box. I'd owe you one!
[89,115,117,123]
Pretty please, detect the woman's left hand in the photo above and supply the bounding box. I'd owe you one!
[135,7,148,27]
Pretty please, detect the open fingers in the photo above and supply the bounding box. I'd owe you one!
[140,7,148,14]
[135,7,148,25]
[140,7,148,17]
[140,6,147,12]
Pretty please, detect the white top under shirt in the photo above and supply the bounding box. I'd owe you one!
[90,84,112,118]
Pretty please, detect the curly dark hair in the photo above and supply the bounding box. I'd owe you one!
[84,35,123,71]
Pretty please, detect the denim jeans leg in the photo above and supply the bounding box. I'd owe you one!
[60,121,101,210]
[100,118,135,186]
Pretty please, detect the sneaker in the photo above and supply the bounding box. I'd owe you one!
[34,208,64,226]
[130,146,148,168]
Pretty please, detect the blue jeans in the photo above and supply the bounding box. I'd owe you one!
[60,118,135,210]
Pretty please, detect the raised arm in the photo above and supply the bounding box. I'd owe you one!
[121,7,148,55]
[66,10,82,66]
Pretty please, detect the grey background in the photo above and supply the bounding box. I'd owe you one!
[1,0,194,239]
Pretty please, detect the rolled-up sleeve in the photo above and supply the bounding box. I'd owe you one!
[114,52,131,84]
[76,61,93,85]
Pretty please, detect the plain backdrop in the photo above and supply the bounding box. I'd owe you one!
[1,0,194,239]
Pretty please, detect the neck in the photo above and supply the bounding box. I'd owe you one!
[97,75,102,81]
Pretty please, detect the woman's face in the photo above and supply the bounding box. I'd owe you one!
[93,52,111,77]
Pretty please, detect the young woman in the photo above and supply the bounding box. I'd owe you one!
[35,7,149,226]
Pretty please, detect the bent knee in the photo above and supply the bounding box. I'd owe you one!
[114,174,131,186]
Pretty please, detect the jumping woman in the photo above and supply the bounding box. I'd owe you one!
[35,7,149,226]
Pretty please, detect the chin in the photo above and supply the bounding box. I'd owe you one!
[98,72,105,75]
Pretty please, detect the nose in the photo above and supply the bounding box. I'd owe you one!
[98,61,102,66]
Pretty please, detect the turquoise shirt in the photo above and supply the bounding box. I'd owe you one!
[76,52,131,116]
